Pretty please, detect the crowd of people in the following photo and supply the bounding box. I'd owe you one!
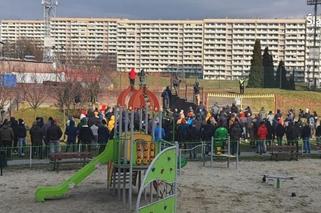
[0,108,118,160]
[0,118,27,159]
[1,99,320,162]
[164,103,321,155]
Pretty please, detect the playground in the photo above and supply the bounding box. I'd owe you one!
[2,71,321,213]
[1,159,321,213]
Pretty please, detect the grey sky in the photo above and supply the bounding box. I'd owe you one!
[0,0,314,20]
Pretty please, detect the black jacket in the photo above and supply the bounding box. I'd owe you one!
[98,125,109,144]
[17,124,27,138]
[10,120,19,140]
[301,125,311,138]
[285,124,296,141]
[201,123,215,141]
[230,124,242,141]
[46,124,63,141]
[30,125,44,146]
[0,125,14,143]
[78,126,94,144]
[275,124,285,137]
[65,125,78,144]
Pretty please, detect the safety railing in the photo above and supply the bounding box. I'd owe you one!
[0,137,320,170]
[159,139,175,152]
[0,142,106,168]
[177,137,240,175]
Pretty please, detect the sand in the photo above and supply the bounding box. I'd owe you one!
[1,160,321,213]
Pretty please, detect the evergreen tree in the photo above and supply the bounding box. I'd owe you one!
[247,40,263,88]
[288,75,296,90]
[288,69,296,90]
[262,47,275,88]
[275,61,288,89]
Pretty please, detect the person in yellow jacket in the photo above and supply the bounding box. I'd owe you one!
[205,112,212,122]
[108,115,115,138]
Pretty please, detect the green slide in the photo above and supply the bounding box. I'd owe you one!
[35,140,115,202]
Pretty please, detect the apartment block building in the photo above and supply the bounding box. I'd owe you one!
[0,17,319,82]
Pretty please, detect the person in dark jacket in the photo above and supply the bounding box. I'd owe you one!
[78,119,95,152]
[46,120,63,154]
[201,119,215,154]
[265,119,274,147]
[230,103,239,114]
[10,117,19,152]
[275,122,285,146]
[98,120,109,153]
[30,121,44,158]
[201,119,215,141]
[301,121,311,154]
[17,119,27,157]
[294,121,302,139]
[285,122,296,146]
[36,117,44,128]
[230,121,242,155]
[0,120,14,159]
[177,120,188,143]
[65,120,78,152]
[161,86,172,109]
[43,117,53,145]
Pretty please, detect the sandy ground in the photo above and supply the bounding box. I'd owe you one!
[1,160,321,213]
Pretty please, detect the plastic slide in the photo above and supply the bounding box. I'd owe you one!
[35,140,115,202]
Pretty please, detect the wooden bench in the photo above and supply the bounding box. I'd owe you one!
[49,152,91,172]
[269,145,298,161]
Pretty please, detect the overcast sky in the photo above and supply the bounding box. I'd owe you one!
[0,0,314,20]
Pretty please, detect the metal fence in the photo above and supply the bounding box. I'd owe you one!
[0,138,320,170]
[0,143,104,168]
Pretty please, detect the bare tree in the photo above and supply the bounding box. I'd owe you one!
[24,85,47,110]
[22,75,47,117]
[2,41,16,58]
[54,80,84,113]
[50,66,85,115]
[61,55,103,106]
[85,80,100,105]
[0,86,11,121]
[16,38,43,61]
[2,37,43,61]
[0,86,10,110]
[95,53,117,77]
[54,46,116,109]
[11,64,28,111]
